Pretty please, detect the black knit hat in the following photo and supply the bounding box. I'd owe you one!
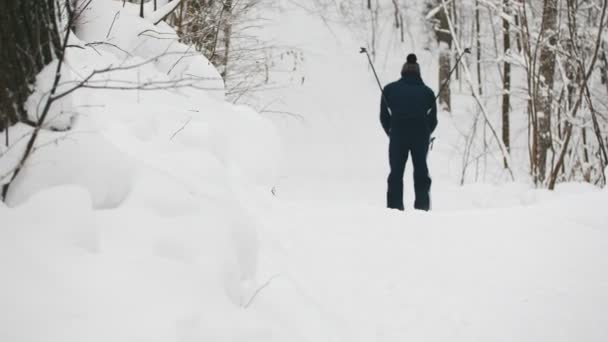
[402,53,420,75]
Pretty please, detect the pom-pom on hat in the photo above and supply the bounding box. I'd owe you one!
[406,53,417,64]
[402,53,420,76]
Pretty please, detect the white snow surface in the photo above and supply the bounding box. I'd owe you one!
[1,1,608,342]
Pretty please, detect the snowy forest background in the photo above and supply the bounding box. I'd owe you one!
[1,1,608,341]
[2,0,608,194]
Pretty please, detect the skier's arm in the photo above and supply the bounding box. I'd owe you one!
[428,91,438,133]
[380,88,391,136]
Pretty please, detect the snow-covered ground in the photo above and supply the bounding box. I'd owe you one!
[258,188,608,342]
[1,1,607,341]
[252,4,608,341]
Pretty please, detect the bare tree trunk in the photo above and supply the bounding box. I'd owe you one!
[391,1,405,43]
[601,47,608,95]
[475,0,482,96]
[0,0,61,132]
[391,0,400,28]
[502,0,511,166]
[515,0,536,175]
[221,0,232,79]
[535,0,558,183]
[434,0,452,112]
[474,0,488,178]
[369,1,379,60]
[513,0,523,53]
[452,0,459,82]
[582,126,589,165]
[400,14,405,42]
[175,0,185,36]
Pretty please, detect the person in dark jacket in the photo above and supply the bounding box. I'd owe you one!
[380,53,437,211]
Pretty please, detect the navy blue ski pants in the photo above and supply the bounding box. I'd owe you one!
[387,136,432,211]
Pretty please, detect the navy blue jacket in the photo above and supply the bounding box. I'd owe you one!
[380,73,437,139]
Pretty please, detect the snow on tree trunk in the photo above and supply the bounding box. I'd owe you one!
[0,0,61,132]
[221,0,233,79]
[433,1,452,112]
[534,0,558,183]
[438,42,451,112]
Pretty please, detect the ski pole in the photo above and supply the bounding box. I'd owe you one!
[359,47,470,115]
[360,47,391,115]
[360,47,470,149]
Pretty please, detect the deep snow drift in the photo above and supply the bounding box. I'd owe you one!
[1,2,287,341]
[1,1,607,342]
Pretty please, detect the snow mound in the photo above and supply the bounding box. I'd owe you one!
[0,2,291,341]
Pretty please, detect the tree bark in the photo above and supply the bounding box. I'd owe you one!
[502,0,511,164]
[0,0,61,132]
[434,0,452,112]
[475,0,488,177]
[475,0,482,96]
[535,0,558,183]
[220,0,232,79]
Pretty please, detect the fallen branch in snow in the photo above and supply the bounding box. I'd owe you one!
[167,45,192,75]
[85,41,132,57]
[260,110,305,122]
[137,29,177,38]
[43,50,221,104]
[170,117,192,140]
[243,274,281,309]
[106,11,120,38]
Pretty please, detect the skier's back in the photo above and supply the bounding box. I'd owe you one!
[380,54,437,211]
